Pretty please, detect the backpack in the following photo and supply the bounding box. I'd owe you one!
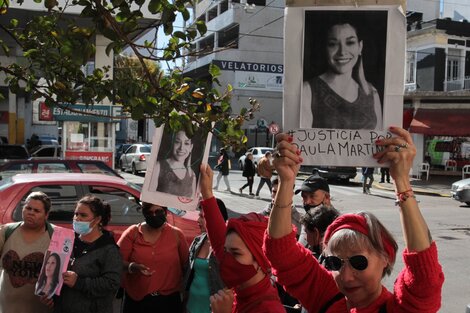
[3,221,54,242]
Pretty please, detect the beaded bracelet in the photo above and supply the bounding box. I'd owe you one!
[395,189,415,206]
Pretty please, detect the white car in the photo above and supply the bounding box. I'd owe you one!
[238,147,273,169]
[451,178,470,206]
[119,144,151,175]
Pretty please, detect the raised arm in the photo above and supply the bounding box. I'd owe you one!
[199,164,227,259]
[374,126,432,252]
[268,133,302,238]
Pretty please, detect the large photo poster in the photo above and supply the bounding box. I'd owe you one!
[284,5,405,166]
[141,124,212,211]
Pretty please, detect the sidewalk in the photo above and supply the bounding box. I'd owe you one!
[369,173,455,197]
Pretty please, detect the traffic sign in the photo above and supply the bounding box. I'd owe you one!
[268,123,280,134]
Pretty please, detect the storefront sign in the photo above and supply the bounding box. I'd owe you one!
[235,72,283,91]
[39,102,54,121]
[53,104,121,123]
[213,60,283,73]
[65,151,113,168]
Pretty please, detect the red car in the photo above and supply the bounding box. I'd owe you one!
[0,173,200,245]
[0,159,122,181]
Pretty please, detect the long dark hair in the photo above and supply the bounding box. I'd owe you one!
[37,252,61,296]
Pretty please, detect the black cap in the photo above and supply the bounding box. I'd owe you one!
[295,174,330,195]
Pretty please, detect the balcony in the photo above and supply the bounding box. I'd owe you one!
[444,77,470,91]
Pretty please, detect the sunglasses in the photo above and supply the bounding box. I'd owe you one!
[321,255,368,271]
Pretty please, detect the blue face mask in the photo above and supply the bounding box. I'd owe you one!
[73,220,93,235]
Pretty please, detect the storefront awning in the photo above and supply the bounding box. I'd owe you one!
[409,109,470,136]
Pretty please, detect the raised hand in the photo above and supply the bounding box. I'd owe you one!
[200,164,214,200]
[273,133,302,183]
[210,288,234,313]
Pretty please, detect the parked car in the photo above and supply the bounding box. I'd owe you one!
[0,159,121,181]
[451,178,470,205]
[0,144,30,166]
[29,145,61,159]
[119,143,152,175]
[306,166,358,182]
[115,143,132,168]
[27,134,59,151]
[238,147,274,169]
[0,173,200,244]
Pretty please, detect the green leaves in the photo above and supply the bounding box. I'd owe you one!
[0,0,259,151]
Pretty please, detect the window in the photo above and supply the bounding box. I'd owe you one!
[218,24,239,49]
[37,163,71,173]
[220,0,228,14]
[77,162,116,176]
[406,51,416,83]
[86,185,141,225]
[199,34,215,52]
[14,185,80,222]
[447,59,460,81]
[208,7,217,22]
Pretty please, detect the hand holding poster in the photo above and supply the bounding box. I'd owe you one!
[35,227,75,299]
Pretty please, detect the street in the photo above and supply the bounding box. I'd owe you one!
[123,169,470,312]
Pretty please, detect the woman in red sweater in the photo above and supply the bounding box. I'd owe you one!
[199,165,285,313]
[264,127,444,312]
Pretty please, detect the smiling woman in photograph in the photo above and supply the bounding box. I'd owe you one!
[36,252,61,299]
[154,130,197,198]
[302,16,383,130]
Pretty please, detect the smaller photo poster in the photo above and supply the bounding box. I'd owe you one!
[141,124,212,211]
[35,227,75,299]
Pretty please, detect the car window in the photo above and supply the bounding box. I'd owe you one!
[128,146,136,154]
[13,185,80,222]
[252,149,258,155]
[37,163,71,173]
[86,185,142,225]
[140,146,151,153]
[34,147,56,157]
[0,146,29,159]
[77,163,117,176]
[0,163,33,180]
[261,148,273,154]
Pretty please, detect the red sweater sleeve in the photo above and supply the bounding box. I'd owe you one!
[263,230,340,313]
[391,242,444,313]
[200,197,227,261]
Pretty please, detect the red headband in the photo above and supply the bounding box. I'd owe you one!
[323,214,396,263]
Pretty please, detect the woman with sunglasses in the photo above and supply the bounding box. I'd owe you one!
[264,127,444,312]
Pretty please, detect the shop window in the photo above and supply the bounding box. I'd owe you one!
[218,24,239,49]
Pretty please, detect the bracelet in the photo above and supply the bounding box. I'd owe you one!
[128,262,135,274]
[395,189,415,206]
[273,200,293,210]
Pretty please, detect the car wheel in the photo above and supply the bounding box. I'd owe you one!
[119,160,125,171]
[132,163,138,175]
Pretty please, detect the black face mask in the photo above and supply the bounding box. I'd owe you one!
[303,203,322,213]
[144,210,167,229]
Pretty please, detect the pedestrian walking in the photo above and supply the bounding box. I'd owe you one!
[240,153,256,196]
[254,151,274,199]
[213,148,231,192]
[362,167,374,194]
[0,191,54,313]
[380,167,391,183]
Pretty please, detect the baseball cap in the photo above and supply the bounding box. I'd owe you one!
[295,173,330,194]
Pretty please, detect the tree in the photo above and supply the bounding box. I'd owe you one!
[0,0,259,149]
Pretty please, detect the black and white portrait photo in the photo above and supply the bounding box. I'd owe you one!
[283,5,405,167]
[142,124,212,211]
[301,10,387,130]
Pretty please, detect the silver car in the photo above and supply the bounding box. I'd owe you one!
[451,178,470,205]
[238,147,273,169]
[119,144,151,175]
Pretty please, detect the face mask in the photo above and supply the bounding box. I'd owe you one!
[73,220,93,235]
[219,252,258,288]
[145,210,166,229]
[303,203,322,213]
